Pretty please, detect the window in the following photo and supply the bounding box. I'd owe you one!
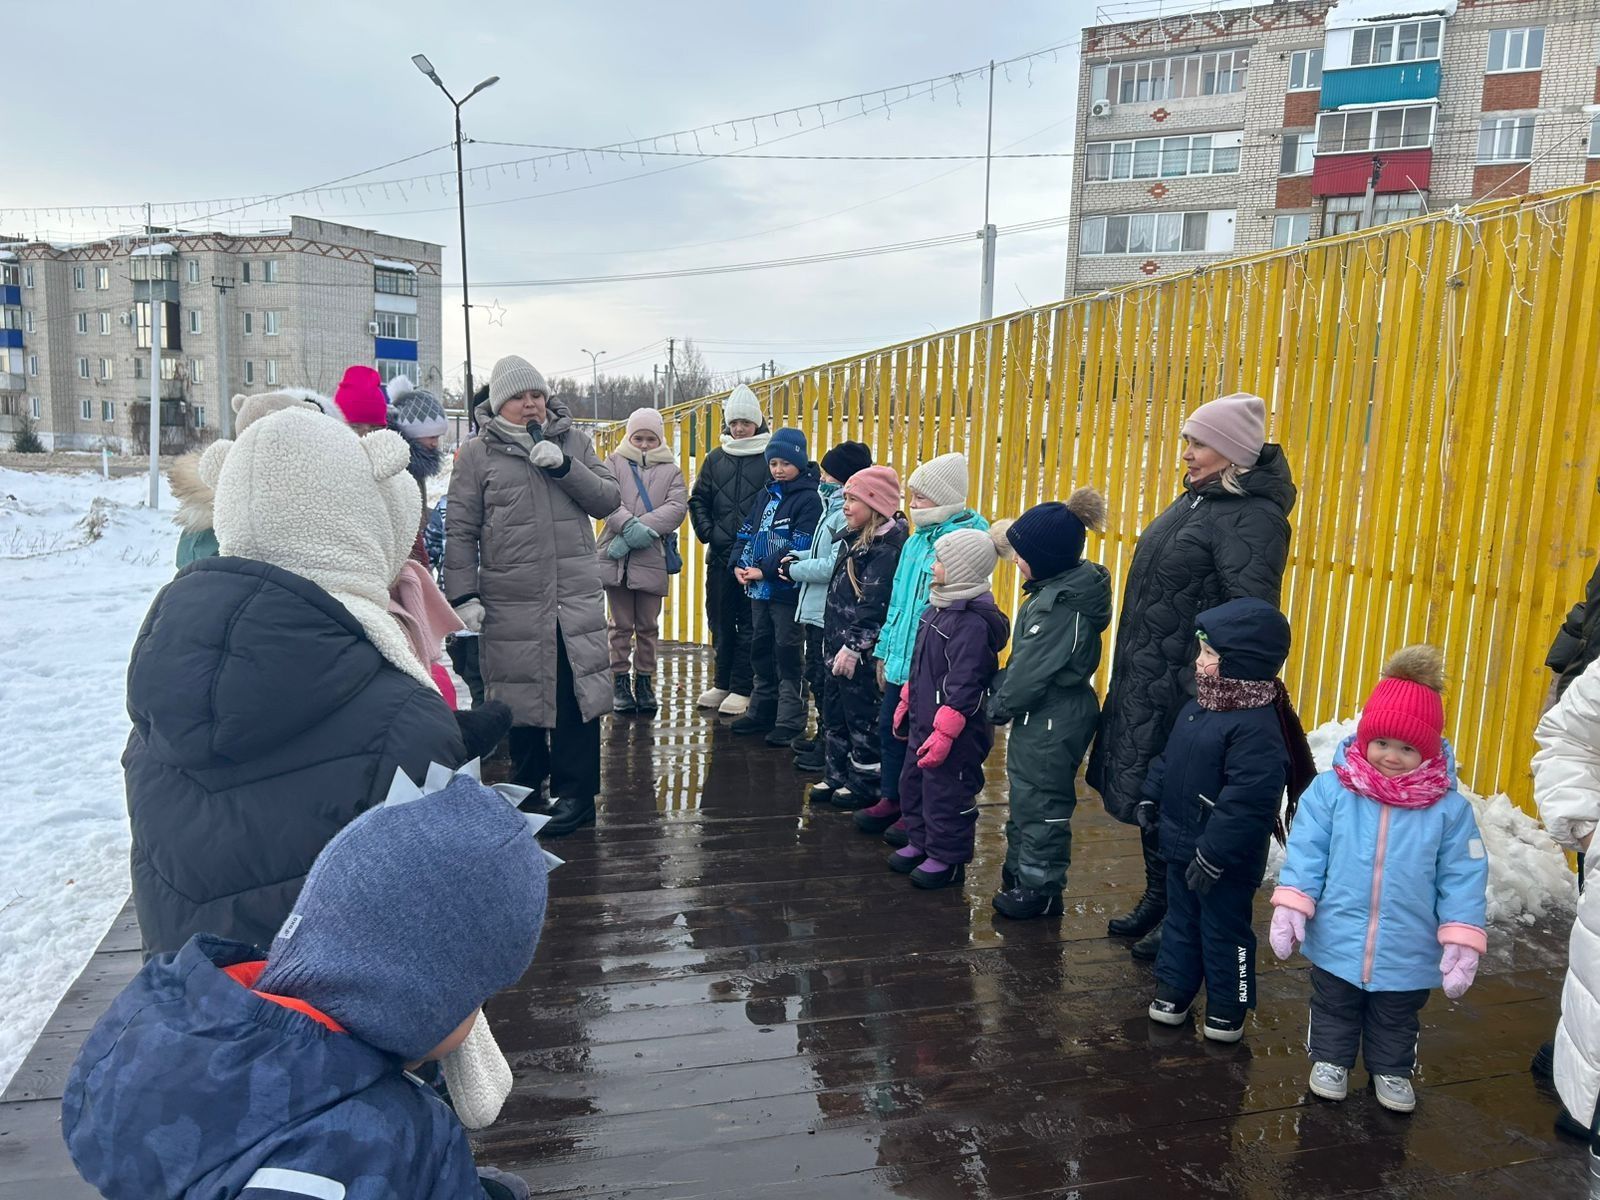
[135,300,178,351]
[376,359,416,384]
[1350,19,1442,66]
[1086,132,1243,181]
[241,262,251,284]
[189,309,202,335]
[244,360,254,385]
[266,360,278,385]
[1487,27,1544,73]
[0,308,18,331]
[1280,131,1317,175]
[1288,48,1323,91]
[187,260,201,283]
[190,359,205,383]
[1479,117,1535,163]
[30,396,40,419]
[1322,193,1426,236]
[95,266,110,290]
[23,310,33,333]
[23,265,34,289]
[372,311,420,340]
[102,400,116,422]
[76,312,89,334]
[27,354,38,376]
[262,259,280,282]
[1273,214,1312,248]
[80,398,93,420]
[195,405,206,429]
[0,264,14,287]
[72,266,85,290]
[1315,105,1434,155]
[1080,209,1235,256]
[243,312,253,335]
[99,311,111,335]
[1591,115,1600,158]
[374,267,419,297]
[98,357,112,380]
[264,311,280,336]
[130,256,176,283]
[77,357,90,379]
[1090,48,1250,105]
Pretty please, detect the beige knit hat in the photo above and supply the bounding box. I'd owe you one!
[935,527,998,590]
[907,452,969,508]
[488,355,549,415]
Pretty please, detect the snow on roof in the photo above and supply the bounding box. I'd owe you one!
[1326,0,1456,29]
[372,257,417,272]
[0,249,16,261]
[130,243,176,257]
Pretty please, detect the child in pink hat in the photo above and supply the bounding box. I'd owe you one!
[334,365,390,434]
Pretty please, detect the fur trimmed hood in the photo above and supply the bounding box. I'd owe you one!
[167,451,214,534]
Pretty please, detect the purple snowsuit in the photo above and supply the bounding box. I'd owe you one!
[899,593,1011,865]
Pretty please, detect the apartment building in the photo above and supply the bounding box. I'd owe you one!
[0,215,442,451]
[1064,0,1600,293]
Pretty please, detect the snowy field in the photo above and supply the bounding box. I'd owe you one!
[0,464,1580,1093]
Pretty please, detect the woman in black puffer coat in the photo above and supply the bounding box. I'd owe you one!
[1086,393,1296,960]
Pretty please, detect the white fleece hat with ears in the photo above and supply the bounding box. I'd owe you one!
[202,406,431,685]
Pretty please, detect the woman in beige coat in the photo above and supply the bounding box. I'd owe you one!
[445,355,620,837]
[597,407,688,718]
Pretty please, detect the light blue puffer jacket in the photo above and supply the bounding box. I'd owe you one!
[1275,736,1489,993]
[787,485,846,629]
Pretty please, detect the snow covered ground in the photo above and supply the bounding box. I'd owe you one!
[0,467,175,1092]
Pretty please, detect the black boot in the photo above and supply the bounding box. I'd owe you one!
[1532,1039,1556,1083]
[992,884,1064,920]
[539,795,596,838]
[1130,920,1163,961]
[1109,826,1168,938]
[633,673,658,715]
[613,673,637,714]
[794,744,825,773]
[730,706,776,735]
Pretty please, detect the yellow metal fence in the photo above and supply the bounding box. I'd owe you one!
[593,184,1600,815]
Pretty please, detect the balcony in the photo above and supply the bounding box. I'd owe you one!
[1312,148,1432,197]
[0,372,23,392]
[1320,61,1440,109]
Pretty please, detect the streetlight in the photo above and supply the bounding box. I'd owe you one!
[411,54,498,427]
[580,348,606,411]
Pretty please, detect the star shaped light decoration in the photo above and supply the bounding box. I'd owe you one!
[471,298,507,326]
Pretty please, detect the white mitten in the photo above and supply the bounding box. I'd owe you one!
[528,441,564,470]
[440,1013,513,1130]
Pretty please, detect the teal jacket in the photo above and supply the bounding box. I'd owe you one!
[875,508,989,687]
[175,527,220,570]
[787,486,847,629]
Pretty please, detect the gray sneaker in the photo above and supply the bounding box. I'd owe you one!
[1309,1062,1349,1101]
[1373,1074,1416,1113]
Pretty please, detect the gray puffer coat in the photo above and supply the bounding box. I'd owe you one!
[444,400,621,726]
[597,446,689,597]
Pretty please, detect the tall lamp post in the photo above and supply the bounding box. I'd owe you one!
[411,54,497,425]
[581,347,606,417]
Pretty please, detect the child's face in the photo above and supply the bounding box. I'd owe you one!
[1366,737,1423,777]
[630,430,661,451]
[1195,641,1222,677]
[407,1008,479,1070]
[727,419,758,439]
[932,560,947,585]
[1013,553,1034,582]
[842,496,873,529]
[820,469,841,485]
[769,458,800,482]
[910,489,935,510]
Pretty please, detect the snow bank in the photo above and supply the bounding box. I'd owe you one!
[0,468,175,1092]
[1267,717,1576,926]
[1326,0,1458,29]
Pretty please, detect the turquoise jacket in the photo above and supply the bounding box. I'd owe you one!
[787,485,847,629]
[1275,736,1489,993]
[874,508,989,687]
[175,527,220,570]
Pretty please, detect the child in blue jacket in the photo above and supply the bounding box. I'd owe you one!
[1271,646,1489,1114]
[62,772,549,1200]
[1143,597,1316,1044]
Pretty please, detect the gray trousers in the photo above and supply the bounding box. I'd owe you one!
[1307,965,1429,1076]
[749,599,805,732]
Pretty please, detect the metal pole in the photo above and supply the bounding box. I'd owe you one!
[666,337,676,408]
[1359,155,1385,231]
[212,275,234,438]
[454,103,476,427]
[147,204,160,509]
[979,60,997,322]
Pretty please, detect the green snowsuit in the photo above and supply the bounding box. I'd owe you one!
[988,559,1112,890]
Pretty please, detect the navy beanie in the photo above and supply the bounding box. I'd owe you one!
[766,427,808,470]
[820,440,871,482]
[1006,501,1087,581]
[1195,596,1292,681]
[255,775,548,1061]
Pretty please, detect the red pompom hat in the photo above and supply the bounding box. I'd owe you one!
[1355,646,1446,761]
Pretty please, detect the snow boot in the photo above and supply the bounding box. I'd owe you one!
[992,884,1064,920]
[1532,1039,1556,1083]
[809,781,841,805]
[718,692,751,716]
[1108,826,1167,938]
[697,686,730,709]
[633,674,658,715]
[539,796,596,838]
[613,673,637,715]
[853,799,900,834]
[791,737,817,754]
[910,858,966,890]
[730,707,775,735]
[793,744,826,773]
[1130,920,1163,962]
[882,819,910,849]
[887,845,925,874]
[829,788,874,812]
[1147,985,1193,1026]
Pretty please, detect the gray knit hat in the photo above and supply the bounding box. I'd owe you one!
[387,376,448,438]
[255,774,548,1061]
[488,355,549,416]
[907,452,969,509]
[935,526,999,591]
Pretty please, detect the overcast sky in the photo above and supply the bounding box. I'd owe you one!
[10,0,1138,391]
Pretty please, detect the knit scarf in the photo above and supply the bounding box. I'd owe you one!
[1196,674,1277,711]
[1335,749,1451,809]
[911,503,964,529]
[928,579,990,608]
[720,431,771,457]
[616,441,676,466]
[1197,675,1319,844]
[406,441,442,482]
[490,416,545,456]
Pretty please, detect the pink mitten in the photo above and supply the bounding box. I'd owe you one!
[1269,906,1305,961]
[1439,943,1480,999]
[915,706,966,769]
[893,684,911,741]
[832,647,859,678]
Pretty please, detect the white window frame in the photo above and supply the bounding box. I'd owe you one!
[376,359,416,384]
[80,397,93,420]
[263,259,280,283]
[1079,209,1235,257]
[241,262,251,284]
[24,310,33,333]
[1085,131,1243,182]
[189,309,202,335]
[1315,105,1435,156]
[1272,213,1311,248]
[95,266,110,291]
[374,267,419,297]
[373,311,421,340]
[1478,117,1535,163]
[77,356,90,379]
[266,359,278,385]
[191,359,205,384]
[264,310,280,336]
[102,399,116,422]
[1322,192,1425,236]
[187,259,201,283]
[30,396,40,418]
[1288,48,1323,92]
[27,354,38,376]
[1090,48,1250,105]
[243,312,253,335]
[98,357,113,380]
[1280,131,1317,176]
[194,404,206,429]
[1350,19,1443,67]
[72,266,85,290]
[23,266,34,289]
[1591,115,1600,159]
[1486,27,1544,73]
[76,312,89,334]
[244,360,254,385]
[99,311,111,335]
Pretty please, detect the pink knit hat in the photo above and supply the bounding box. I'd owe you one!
[625,407,665,442]
[1356,646,1446,761]
[842,465,902,519]
[1181,392,1267,468]
[333,365,389,427]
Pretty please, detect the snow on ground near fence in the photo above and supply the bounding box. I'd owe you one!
[0,468,174,1092]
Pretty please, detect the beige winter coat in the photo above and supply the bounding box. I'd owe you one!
[444,400,621,726]
[595,445,688,597]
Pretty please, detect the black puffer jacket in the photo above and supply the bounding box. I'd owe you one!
[123,557,465,957]
[689,436,773,563]
[1548,557,1600,699]
[822,518,909,657]
[1087,446,1296,823]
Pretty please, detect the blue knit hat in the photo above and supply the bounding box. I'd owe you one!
[766,427,808,470]
[255,773,549,1060]
[1195,596,1291,682]
[1004,487,1106,581]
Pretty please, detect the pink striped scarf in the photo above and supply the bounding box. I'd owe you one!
[1335,749,1450,809]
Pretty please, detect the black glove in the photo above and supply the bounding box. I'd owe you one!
[478,1166,531,1200]
[454,700,513,763]
[1185,850,1223,896]
[1134,799,1159,833]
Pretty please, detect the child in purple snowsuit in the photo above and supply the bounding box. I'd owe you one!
[888,528,1010,889]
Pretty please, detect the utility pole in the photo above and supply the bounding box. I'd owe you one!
[580,348,605,416]
[666,337,676,408]
[652,364,659,408]
[768,358,776,380]
[211,274,235,437]
[977,60,998,322]
[146,204,161,509]
[1359,155,1386,231]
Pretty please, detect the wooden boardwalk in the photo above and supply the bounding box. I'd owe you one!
[3,645,1586,1197]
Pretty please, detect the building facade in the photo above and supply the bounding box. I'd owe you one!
[1064,0,1600,294]
[0,216,442,451]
